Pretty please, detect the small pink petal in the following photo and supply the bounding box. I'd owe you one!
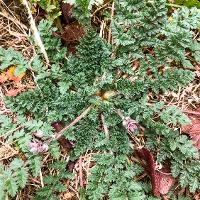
[29,141,48,154]
[123,117,138,133]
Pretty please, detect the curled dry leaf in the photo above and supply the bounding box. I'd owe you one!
[60,191,76,200]
[154,168,175,196]
[182,108,200,150]
[136,147,175,197]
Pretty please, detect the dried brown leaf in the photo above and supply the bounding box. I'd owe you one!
[182,108,200,150]
[61,22,85,53]
[61,3,75,24]
[136,147,175,197]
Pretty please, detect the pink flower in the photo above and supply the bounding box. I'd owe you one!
[122,117,138,133]
[29,141,48,154]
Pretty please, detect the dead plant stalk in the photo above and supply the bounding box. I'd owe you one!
[21,0,49,64]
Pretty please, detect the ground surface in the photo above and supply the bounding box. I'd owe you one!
[0,1,200,200]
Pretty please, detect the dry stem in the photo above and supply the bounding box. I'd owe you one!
[108,2,115,44]
[21,0,49,64]
[50,105,93,142]
[101,114,109,139]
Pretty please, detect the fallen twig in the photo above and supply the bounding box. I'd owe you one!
[49,105,93,143]
[21,0,49,64]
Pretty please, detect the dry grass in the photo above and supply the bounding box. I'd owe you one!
[0,1,34,58]
[158,70,200,112]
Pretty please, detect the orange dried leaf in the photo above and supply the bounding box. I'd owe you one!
[0,73,8,83]
[9,76,22,83]
[6,66,16,75]
[6,66,25,82]
[6,88,22,96]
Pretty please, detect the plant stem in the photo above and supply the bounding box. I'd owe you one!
[166,3,183,8]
